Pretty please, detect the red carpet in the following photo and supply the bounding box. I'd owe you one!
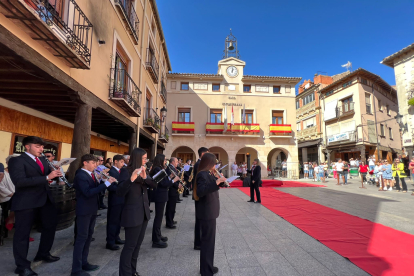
[238,187,414,276]
[229,179,325,188]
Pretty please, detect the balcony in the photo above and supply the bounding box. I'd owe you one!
[0,0,93,69]
[297,125,317,139]
[146,48,159,83]
[205,123,260,136]
[159,125,169,143]
[172,121,195,135]
[160,80,167,103]
[338,102,355,117]
[366,104,372,114]
[109,68,141,117]
[114,0,139,44]
[269,124,292,137]
[143,107,160,133]
[327,131,356,145]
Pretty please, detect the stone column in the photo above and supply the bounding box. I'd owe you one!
[129,128,137,154]
[301,147,308,163]
[150,141,156,160]
[324,149,332,165]
[318,143,325,163]
[67,103,92,182]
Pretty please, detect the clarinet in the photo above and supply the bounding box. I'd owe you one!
[41,153,72,189]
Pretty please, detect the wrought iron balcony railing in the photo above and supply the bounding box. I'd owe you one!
[21,0,93,68]
[109,68,141,117]
[143,107,160,133]
[159,125,169,142]
[146,48,159,83]
[114,0,139,44]
[160,80,167,103]
[338,102,355,116]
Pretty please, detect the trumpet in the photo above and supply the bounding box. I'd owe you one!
[41,153,72,189]
[168,165,188,194]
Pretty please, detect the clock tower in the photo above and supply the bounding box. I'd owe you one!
[218,30,245,84]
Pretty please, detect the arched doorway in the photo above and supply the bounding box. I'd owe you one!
[267,148,288,171]
[209,146,229,177]
[171,146,196,164]
[235,147,258,168]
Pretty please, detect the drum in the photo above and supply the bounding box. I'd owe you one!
[50,185,76,231]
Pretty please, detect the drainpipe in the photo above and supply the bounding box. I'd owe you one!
[371,76,380,162]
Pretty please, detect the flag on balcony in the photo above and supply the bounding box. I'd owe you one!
[231,105,234,125]
[172,122,195,131]
[223,105,228,132]
[270,124,292,133]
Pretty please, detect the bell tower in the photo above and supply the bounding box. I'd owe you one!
[223,29,240,59]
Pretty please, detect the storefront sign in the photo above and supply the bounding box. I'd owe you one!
[328,132,349,143]
[13,135,59,156]
[222,103,242,106]
[404,139,412,143]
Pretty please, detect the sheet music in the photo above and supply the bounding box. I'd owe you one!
[55,158,76,167]
[226,176,239,183]
[153,169,165,179]
[183,165,191,172]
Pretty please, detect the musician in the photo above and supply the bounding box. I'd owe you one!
[150,154,179,248]
[165,157,183,228]
[106,155,126,250]
[183,159,192,197]
[71,154,115,276]
[123,155,130,167]
[8,136,62,276]
[176,158,183,202]
[116,148,157,276]
[194,153,226,276]
[192,147,209,250]
[247,159,261,203]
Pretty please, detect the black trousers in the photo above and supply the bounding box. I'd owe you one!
[165,196,177,227]
[106,204,123,245]
[250,181,261,202]
[13,199,57,270]
[152,201,166,242]
[119,221,148,276]
[194,201,201,248]
[99,191,105,207]
[395,175,408,191]
[199,219,216,276]
[1,201,11,244]
[72,214,96,273]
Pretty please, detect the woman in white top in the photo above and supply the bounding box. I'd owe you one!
[231,162,238,177]
[376,161,384,191]
[242,162,247,177]
[303,162,309,179]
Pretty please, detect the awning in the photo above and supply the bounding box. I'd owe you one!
[324,99,338,121]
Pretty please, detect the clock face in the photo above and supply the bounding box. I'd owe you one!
[226,66,238,77]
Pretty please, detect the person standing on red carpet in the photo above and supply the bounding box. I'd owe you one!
[248,159,261,203]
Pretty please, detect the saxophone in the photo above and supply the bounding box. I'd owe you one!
[188,165,194,182]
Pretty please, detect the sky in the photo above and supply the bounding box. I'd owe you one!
[157,0,414,89]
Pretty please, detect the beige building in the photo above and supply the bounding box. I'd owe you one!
[382,43,414,159]
[0,0,171,177]
[319,68,402,163]
[164,32,301,178]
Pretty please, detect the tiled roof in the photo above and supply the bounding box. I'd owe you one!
[167,73,223,78]
[381,42,414,68]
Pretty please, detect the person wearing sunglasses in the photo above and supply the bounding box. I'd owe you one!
[392,158,408,193]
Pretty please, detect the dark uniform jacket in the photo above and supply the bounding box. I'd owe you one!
[166,165,180,198]
[195,170,220,220]
[251,165,261,185]
[116,167,157,228]
[107,167,124,206]
[151,166,174,203]
[9,153,53,211]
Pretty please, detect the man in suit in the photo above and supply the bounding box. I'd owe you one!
[183,159,192,197]
[165,157,181,228]
[106,155,126,250]
[71,154,115,276]
[8,136,62,276]
[192,147,209,250]
[248,158,261,203]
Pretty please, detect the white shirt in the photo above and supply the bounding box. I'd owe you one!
[368,158,375,166]
[231,164,238,170]
[304,164,309,170]
[25,152,37,162]
[336,163,344,172]
[81,168,110,187]
[282,162,287,168]
[350,160,356,166]
[314,166,319,173]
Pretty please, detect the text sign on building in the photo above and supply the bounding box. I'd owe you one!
[328,132,349,143]
[13,135,59,156]
[194,82,208,90]
[255,85,268,92]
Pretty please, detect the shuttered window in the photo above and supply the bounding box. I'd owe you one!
[178,108,191,122]
[272,111,284,124]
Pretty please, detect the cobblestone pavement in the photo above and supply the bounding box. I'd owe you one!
[1,184,374,276]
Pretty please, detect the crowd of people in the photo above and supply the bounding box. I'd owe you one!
[0,136,247,276]
[299,155,414,195]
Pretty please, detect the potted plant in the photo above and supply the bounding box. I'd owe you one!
[154,123,160,130]
[165,133,169,140]
[145,117,154,126]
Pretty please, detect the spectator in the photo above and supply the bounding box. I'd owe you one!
[358,161,369,187]
[303,162,309,179]
[343,161,349,184]
[324,162,329,178]
[392,158,408,193]
[319,162,326,183]
[382,160,393,191]
[282,159,287,178]
[408,157,414,182]
[376,161,384,191]
[241,162,247,178]
[105,158,113,169]
[309,162,314,180]
[368,156,376,171]
[313,163,319,182]
[335,159,344,185]
[231,162,238,177]
[332,161,337,180]
[350,158,356,167]
[355,158,360,167]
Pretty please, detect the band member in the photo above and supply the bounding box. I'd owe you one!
[150,154,180,248]
[248,159,261,203]
[194,153,226,276]
[192,147,209,250]
[8,136,62,276]
[106,155,126,250]
[116,148,157,276]
[165,157,183,226]
[176,158,183,202]
[183,159,192,197]
[71,154,115,276]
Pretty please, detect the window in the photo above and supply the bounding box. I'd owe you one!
[145,91,152,119]
[272,111,284,124]
[389,127,393,139]
[285,85,291,93]
[365,93,371,114]
[181,82,189,90]
[380,124,385,136]
[297,123,301,131]
[326,90,334,96]
[273,86,281,94]
[171,81,176,89]
[178,108,191,122]
[242,110,254,124]
[378,100,382,111]
[296,101,300,109]
[361,78,368,85]
[342,96,354,113]
[212,84,220,92]
[210,109,222,123]
[243,85,251,93]
[304,116,315,129]
[342,81,352,88]
[151,17,157,35]
[303,93,315,105]
[386,105,390,115]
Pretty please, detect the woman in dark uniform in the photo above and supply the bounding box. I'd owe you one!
[150,154,179,248]
[194,153,226,276]
[116,148,157,276]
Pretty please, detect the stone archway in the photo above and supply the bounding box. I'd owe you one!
[209,146,230,177]
[235,146,258,168]
[171,146,197,164]
[267,147,289,170]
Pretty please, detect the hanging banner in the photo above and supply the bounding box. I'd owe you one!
[328,132,349,143]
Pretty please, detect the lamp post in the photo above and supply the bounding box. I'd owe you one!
[160,106,167,122]
[246,152,250,168]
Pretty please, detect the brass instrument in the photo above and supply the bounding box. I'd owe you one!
[41,153,72,189]
[168,165,188,194]
[188,165,194,182]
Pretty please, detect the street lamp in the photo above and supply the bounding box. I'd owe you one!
[394,113,408,133]
[160,106,167,122]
